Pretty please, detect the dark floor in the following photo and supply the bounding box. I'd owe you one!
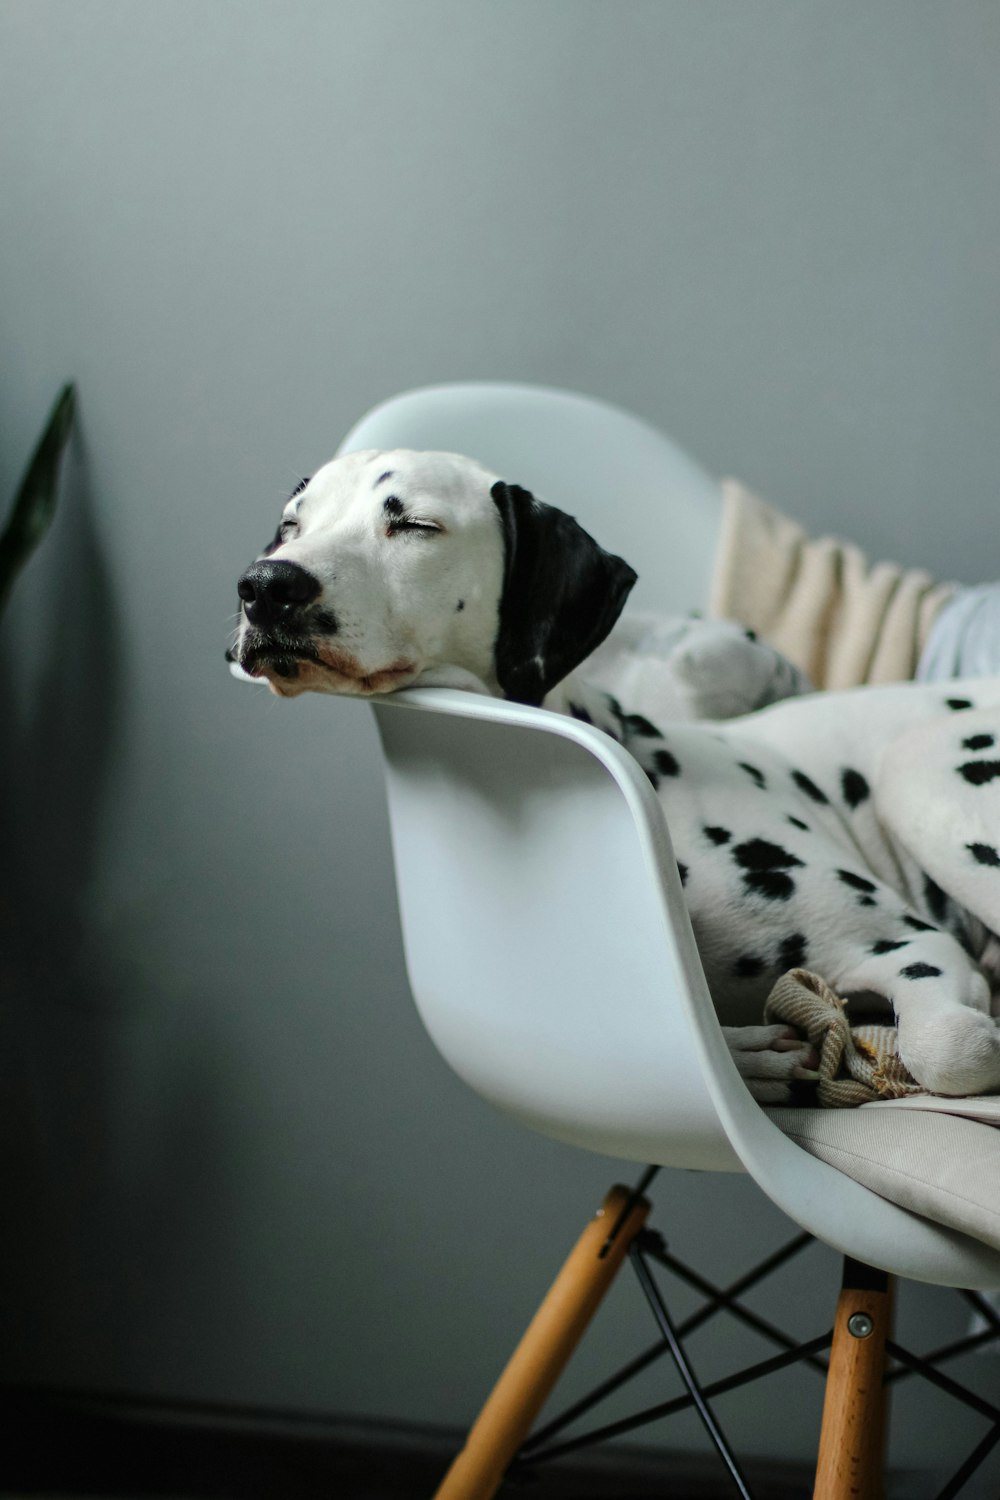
[0,1387,818,1500]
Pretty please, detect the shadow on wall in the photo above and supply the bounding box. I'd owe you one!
[0,401,129,1373]
[0,404,123,1010]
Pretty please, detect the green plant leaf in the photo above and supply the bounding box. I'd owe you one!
[0,382,76,620]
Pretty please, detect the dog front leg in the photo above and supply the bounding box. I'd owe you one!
[721,1024,819,1103]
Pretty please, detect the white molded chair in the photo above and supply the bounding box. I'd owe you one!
[338,384,1000,1500]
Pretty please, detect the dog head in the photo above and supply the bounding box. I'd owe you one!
[231,448,637,706]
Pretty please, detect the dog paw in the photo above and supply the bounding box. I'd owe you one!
[721,1024,820,1104]
[896,1009,1000,1096]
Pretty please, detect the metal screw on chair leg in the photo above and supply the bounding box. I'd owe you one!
[847,1312,874,1339]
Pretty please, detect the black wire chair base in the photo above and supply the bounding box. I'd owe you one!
[505,1169,1000,1500]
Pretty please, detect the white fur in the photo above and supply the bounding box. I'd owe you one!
[234,449,1000,1100]
[235,450,507,698]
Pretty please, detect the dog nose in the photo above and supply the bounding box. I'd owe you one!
[237,559,322,628]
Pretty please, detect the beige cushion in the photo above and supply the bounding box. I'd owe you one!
[709,480,955,689]
[768,1097,1000,1251]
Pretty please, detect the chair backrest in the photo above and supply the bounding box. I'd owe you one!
[338,381,724,615]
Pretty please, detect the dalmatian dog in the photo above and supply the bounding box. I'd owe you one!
[231,449,1000,1102]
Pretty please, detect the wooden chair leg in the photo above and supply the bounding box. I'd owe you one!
[433,1183,650,1500]
[814,1257,893,1500]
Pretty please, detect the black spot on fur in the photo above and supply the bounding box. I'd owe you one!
[567,702,593,724]
[841,768,870,809]
[374,470,394,486]
[791,770,829,804]
[904,914,936,933]
[606,697,662,739]
[383,495,405,517]
[900,962,943,979]
[734,954,766,977]
[456,599,465,612]
[963,733,995,751]
[748,868,798,903]
[653,747,680,777]
[739,762,767,789]
[704,826,732,846]
[787,815,810,832]
[745,628,757,641]
[837,869,877,894]
[735,839,804,872]
[959,759,1000,786]
[779,933,808,969]
[871,938,909,954]
[625,712,663,738]
[677,862,688,887]
[314,609,338,633]
[947,697,974,711]
[732,839,803,902]
[923,874,949,923]
[858,896,876,907]
[969,842,1000,868]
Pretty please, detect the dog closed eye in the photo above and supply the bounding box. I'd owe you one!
[386,517,442,535]
[382,494,443,537]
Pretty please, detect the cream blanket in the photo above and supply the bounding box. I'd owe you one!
[710,481,957,690]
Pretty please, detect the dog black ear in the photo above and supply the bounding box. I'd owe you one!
[490,480,638,706]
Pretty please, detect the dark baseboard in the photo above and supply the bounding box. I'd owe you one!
[0,1384,818,1498]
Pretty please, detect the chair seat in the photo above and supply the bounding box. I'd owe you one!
[373,685,1000,1290]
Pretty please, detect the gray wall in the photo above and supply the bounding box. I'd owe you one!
[2,0,999,1481]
